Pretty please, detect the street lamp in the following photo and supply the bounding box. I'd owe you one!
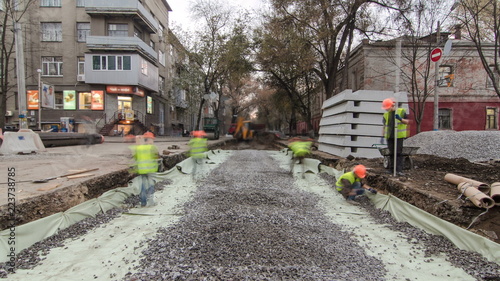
[37,69,42,130]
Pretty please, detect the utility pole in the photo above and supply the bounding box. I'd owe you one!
[433,21,441,131]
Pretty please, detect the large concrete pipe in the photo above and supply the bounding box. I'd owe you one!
[444,173,490,193]
[457,182,495,209]
[491,182,500,206]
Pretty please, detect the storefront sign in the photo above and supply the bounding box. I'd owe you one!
[27,90,39,110]
[147,96,153,114]
[63,90,76,110]
[106,85,145,97]
[41,84,55,109]
[91,90,104,110]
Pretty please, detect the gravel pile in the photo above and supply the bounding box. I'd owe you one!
[126,150,387,280]
[405,130,500,162]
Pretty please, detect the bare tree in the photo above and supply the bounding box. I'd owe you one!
[0,0,37,130]
[455,0,500,98]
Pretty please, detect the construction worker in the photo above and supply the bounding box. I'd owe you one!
[335,165,376,201]
[381,98,409,175]
[189,130,208,177]
[130,132,159,207]
[288,137,313,178]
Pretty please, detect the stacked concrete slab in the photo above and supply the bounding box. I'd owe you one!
[318,90,408,159]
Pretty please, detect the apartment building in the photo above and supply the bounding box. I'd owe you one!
[337,30,500,135]
[4,0,184,136]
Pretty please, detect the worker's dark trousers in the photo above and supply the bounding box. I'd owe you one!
[139,174,155,207]
[387,138,404,172]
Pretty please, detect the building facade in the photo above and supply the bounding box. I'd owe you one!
[3,0,194,136]
[337,30,500,136]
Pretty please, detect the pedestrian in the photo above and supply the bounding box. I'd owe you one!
[288,136,313,178]
[381,98,409,175]
[130,132,159,207]
[189,130,208,177]
[335,165,376,201]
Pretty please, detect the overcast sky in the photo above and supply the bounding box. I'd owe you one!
[168,0,268,32]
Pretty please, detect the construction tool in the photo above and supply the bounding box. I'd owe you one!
[0,168,99,184]
[32,168,99,183]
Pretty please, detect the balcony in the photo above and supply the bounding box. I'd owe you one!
[85,0,158,33]
[86,36,157,63]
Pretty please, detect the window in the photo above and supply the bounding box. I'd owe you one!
[108,24,128,37]
[159,50,165,66]
[486,108,498,129]
[438,108,452,129]
[92,55,131,70]
[134,27,143,40]
[54,92,63,109]
[42,57,63,76]
[79,92,92,109]
[76,0,85,7]
[159,76,165,93]
[439,66,453,87]
[158,24,164,40]
[78,57,85,75]
[141,59,148,75]
[486,65,499,89]
[77,22,90,42]
[41,22,62,42]
[150,40,155,50]
[41,0,61,7]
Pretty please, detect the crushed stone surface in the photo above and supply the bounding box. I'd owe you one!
[125,150,387,280]
[405,130,500,162]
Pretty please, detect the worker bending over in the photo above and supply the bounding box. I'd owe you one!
[288,137,313,178]
[335,165,376,201]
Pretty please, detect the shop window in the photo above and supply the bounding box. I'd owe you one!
[438,108,451,129]
[55,92,63,109]
[41,22,62,42]
[77,22,90,42]
[42,56,63,76]
[486,108,498,129]
[79,92,92,109]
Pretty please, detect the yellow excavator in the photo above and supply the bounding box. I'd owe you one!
[233,117,254,141]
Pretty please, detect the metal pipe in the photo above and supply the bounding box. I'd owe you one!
[457,182,495,209]
[491,182,500,206]
[444,173,490,193]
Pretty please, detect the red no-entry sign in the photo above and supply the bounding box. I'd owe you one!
[431,48,443,62]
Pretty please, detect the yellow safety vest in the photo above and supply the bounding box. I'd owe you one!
[189,137,208,159]
[288,141,312,157]
[384,108,408,139]
[131,144,158,174]
[335,171,360,191]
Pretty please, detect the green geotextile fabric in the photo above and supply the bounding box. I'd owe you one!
[319,164,500,264]
[0,150,218,263]
[370,192,500,264]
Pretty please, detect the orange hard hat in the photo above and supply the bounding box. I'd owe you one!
[382,98,395,110]
[353,165,367,179]
[143,132,155,139]
[192,130,207,138]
